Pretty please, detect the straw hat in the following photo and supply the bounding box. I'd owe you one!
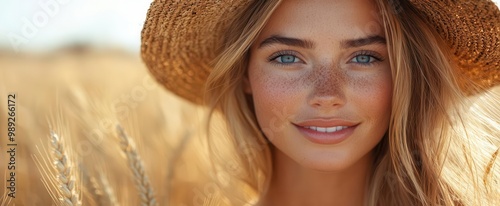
[141,0,500,104]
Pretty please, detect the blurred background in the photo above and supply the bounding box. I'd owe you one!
[0,0,217,205]
[0,0,150,53]
[0,0,499,205]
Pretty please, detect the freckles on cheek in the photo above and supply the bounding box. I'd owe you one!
[252,73,298,110]
[249,68,305,129]
[349,74,392,116]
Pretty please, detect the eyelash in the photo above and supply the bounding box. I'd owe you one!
[268,50,302,65]
[350,50,384,66]
[267,50,384,66]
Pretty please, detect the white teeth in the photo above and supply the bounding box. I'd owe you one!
[305,126,349,133]
[317,127,327,132]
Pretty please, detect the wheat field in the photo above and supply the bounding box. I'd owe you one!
[0,48,227,206]
[0,48,499,206]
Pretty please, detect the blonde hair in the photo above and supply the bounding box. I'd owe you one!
[370,0,500,205]
[204,0,500,205]
[205,0,281,204]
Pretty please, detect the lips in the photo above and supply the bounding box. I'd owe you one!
[294,118,357,127]
[293,119,358,144]
[303,126,349,133]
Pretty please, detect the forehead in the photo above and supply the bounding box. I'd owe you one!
[258,0,383,41]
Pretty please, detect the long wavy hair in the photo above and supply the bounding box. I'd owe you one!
[204,0,500,205]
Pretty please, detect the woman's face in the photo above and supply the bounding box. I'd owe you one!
[246,0,392,171]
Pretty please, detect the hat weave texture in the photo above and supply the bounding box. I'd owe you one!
[410,0,500,93]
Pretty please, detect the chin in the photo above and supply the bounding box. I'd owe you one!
[299,153,359,172]
[290,144,376,173]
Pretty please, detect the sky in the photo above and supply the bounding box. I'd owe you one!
[0,0,499,53]
[0,0,152,53]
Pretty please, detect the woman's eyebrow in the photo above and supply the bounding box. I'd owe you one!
[341,35,386,48]
[258,35,315,49]
[258,35,386,49]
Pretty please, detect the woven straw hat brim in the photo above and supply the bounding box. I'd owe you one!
[410,0,500,94]
[141,0,251,104]
[141,0,500,104]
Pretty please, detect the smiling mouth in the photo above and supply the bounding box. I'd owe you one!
[302,126,349,133]
[294,123,357,144]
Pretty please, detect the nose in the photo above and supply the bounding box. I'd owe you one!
[307,64,346,109]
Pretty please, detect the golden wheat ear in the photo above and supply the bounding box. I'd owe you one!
[98,173,120,206]
[50,130,82,206]
[81,168,120,206]
[116,124,157,206]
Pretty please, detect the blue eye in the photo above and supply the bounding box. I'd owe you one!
[276,55,300,64]
[351,55,376,64]
[268,51,303,65]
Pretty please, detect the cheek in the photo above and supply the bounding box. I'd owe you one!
[248,66,305,130]
[349,72,392,123]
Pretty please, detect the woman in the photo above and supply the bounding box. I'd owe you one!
[141,0,500,205]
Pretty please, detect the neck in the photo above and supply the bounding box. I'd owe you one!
[259,146,373,206]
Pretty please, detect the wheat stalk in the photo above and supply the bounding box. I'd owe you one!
[80,166,104,206]
[99,173,120,206]
[50,130,81,206]
[116,124,157,206]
